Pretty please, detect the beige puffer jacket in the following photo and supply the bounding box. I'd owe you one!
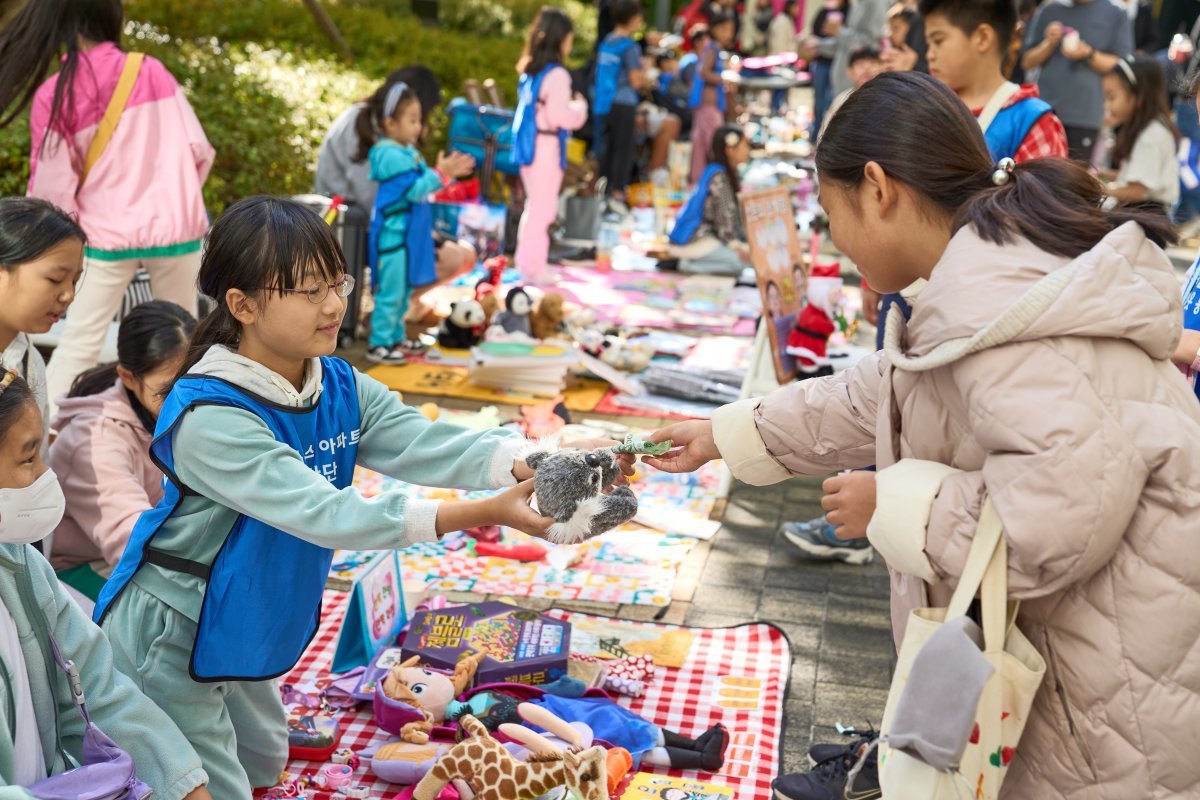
[714,222,1200,798]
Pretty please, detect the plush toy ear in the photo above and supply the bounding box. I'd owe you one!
[526,451,552,470]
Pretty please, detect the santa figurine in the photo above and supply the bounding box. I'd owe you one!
[787,261,843,373]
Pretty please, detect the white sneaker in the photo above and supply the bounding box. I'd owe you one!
[366,346,407,365]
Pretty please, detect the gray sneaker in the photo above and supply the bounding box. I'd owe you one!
[781,517,874,565]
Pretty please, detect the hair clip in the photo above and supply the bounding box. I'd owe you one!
[1116,58,1137,87]
[990,157,1016,186]
[0,370,16,397]
[724,130,742,147]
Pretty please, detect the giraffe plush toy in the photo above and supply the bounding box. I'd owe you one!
[413,714,608,800]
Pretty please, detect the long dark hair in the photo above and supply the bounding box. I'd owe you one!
[177,196,347,380]
[0,0,124,131]
[0,372,36,444]
[1109,57,1180,168]
[710,124,745,193]
[70,301,196,398]
[0,197,86,272]
[520,8,575,77]
[353,76,419,163]
[816,72,1176,258]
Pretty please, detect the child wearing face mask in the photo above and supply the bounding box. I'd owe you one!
[0,198,85,452]
[664,124,752,275]
[355,77,476,365]
[48,301,197,601]
[92,196,630,798]
[0,371,211,799]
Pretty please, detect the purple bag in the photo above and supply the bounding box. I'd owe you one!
[28,634,153,800]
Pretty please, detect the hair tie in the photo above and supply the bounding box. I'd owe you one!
[724,130,742,147]
[991,157,1016,186]
[0,370,16,397]
[383,81,410,119]
[1116,58,1137,87]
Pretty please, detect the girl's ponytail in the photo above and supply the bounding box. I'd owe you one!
[69,364,120,398]
[353,75,417,162]
[817,72,1178,261]
[74,300,197,397]
[175,302,239,381]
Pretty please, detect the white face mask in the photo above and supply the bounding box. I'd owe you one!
[0,470,65,545]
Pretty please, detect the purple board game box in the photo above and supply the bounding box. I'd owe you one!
[401,602,570,686]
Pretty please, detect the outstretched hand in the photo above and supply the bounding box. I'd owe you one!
[641,421,719,474]
[487,480,557,538]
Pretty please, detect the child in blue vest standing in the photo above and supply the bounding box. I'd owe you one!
[664,124,751,275]
[593,0,646,201]
[690,11,734,185]
[513,8,588,282]
[92,197,629,798]
[357,78,476,365]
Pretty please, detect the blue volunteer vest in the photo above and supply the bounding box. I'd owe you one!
[94,357,362,681]
[513,65,570,170]
[669,164,724,245]
[983,96,1052,161]
[369,168,438,291]
[593,35,638,116]
[689,43,726,111]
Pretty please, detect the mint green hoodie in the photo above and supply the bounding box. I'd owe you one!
[129,346,525,621]
[0,543,206,798]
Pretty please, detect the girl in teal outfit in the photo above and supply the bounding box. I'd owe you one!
[95,197,629,798]
[356,78,475,365]
[0,372,210,799]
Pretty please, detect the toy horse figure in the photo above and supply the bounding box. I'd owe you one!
[413,715,608,800]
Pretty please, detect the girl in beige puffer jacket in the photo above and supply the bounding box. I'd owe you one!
[647,72,1200,799]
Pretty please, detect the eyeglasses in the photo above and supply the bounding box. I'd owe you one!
[271,274,356,304]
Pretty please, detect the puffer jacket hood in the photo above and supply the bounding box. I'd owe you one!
[892,221,1181,368]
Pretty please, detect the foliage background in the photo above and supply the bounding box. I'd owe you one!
[0,0,597,211]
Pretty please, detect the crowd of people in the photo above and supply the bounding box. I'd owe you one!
[0,0,1194,797]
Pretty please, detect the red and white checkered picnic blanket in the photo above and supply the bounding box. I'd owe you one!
[263,592,791,799]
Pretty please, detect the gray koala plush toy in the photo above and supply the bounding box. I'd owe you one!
[525,448,639,544]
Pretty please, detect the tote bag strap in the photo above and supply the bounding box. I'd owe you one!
[79,52,144,189]
[946,497,1004,620]
[977,81,1021,135]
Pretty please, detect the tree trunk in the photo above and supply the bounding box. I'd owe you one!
[299,0,353,61]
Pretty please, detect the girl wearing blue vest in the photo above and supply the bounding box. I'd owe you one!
[355,79,476,366]
[513,8,588,282]
[0,372,211,798]
[689,11,734,185]
[665,125,751,275]
[92,197,601,798]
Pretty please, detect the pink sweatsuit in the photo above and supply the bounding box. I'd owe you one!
[515,67,588,274]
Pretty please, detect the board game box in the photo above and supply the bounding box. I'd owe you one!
[401,602,570,686]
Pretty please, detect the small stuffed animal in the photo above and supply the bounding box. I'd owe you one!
[599,335,654,372]
[437,299,487,350]
[491,286,534,337]
[530,291,566,340]
[526,448,638,544]
[413,715,608,800]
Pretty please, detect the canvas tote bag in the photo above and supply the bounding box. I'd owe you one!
[877,496,1045,799]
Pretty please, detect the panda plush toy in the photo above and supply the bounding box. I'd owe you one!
[437,299,487,349]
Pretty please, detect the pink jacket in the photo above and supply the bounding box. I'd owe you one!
[28,43,214,260]
[48,381,162,572]
[533,66,588,136]
[714,223,1200,798]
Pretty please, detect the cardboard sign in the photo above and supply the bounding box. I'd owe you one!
[331,551,407,673]
[740,187,808,383]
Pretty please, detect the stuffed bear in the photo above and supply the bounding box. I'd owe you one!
[530,291,566,341]
[525,448,638,544]
[437,299,487,350]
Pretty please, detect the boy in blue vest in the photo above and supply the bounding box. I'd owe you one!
[592,0,646,201]
[921,0,1068,162]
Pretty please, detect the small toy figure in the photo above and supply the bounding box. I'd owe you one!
[787,262,844,373]
[525,448,639,544]
[377,652,486,742]
[413,714,608,800]
[437,299,487,350]
[599,335,654,373]
[332,748,360,771]
[489,286,535,338]
[530,291,567,340]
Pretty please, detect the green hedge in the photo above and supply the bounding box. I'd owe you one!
[0,0,596,212]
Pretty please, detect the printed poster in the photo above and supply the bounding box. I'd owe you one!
[740,187,807,383]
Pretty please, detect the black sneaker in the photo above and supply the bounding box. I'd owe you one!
[772,738,880,800]
[807,728,877,768]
